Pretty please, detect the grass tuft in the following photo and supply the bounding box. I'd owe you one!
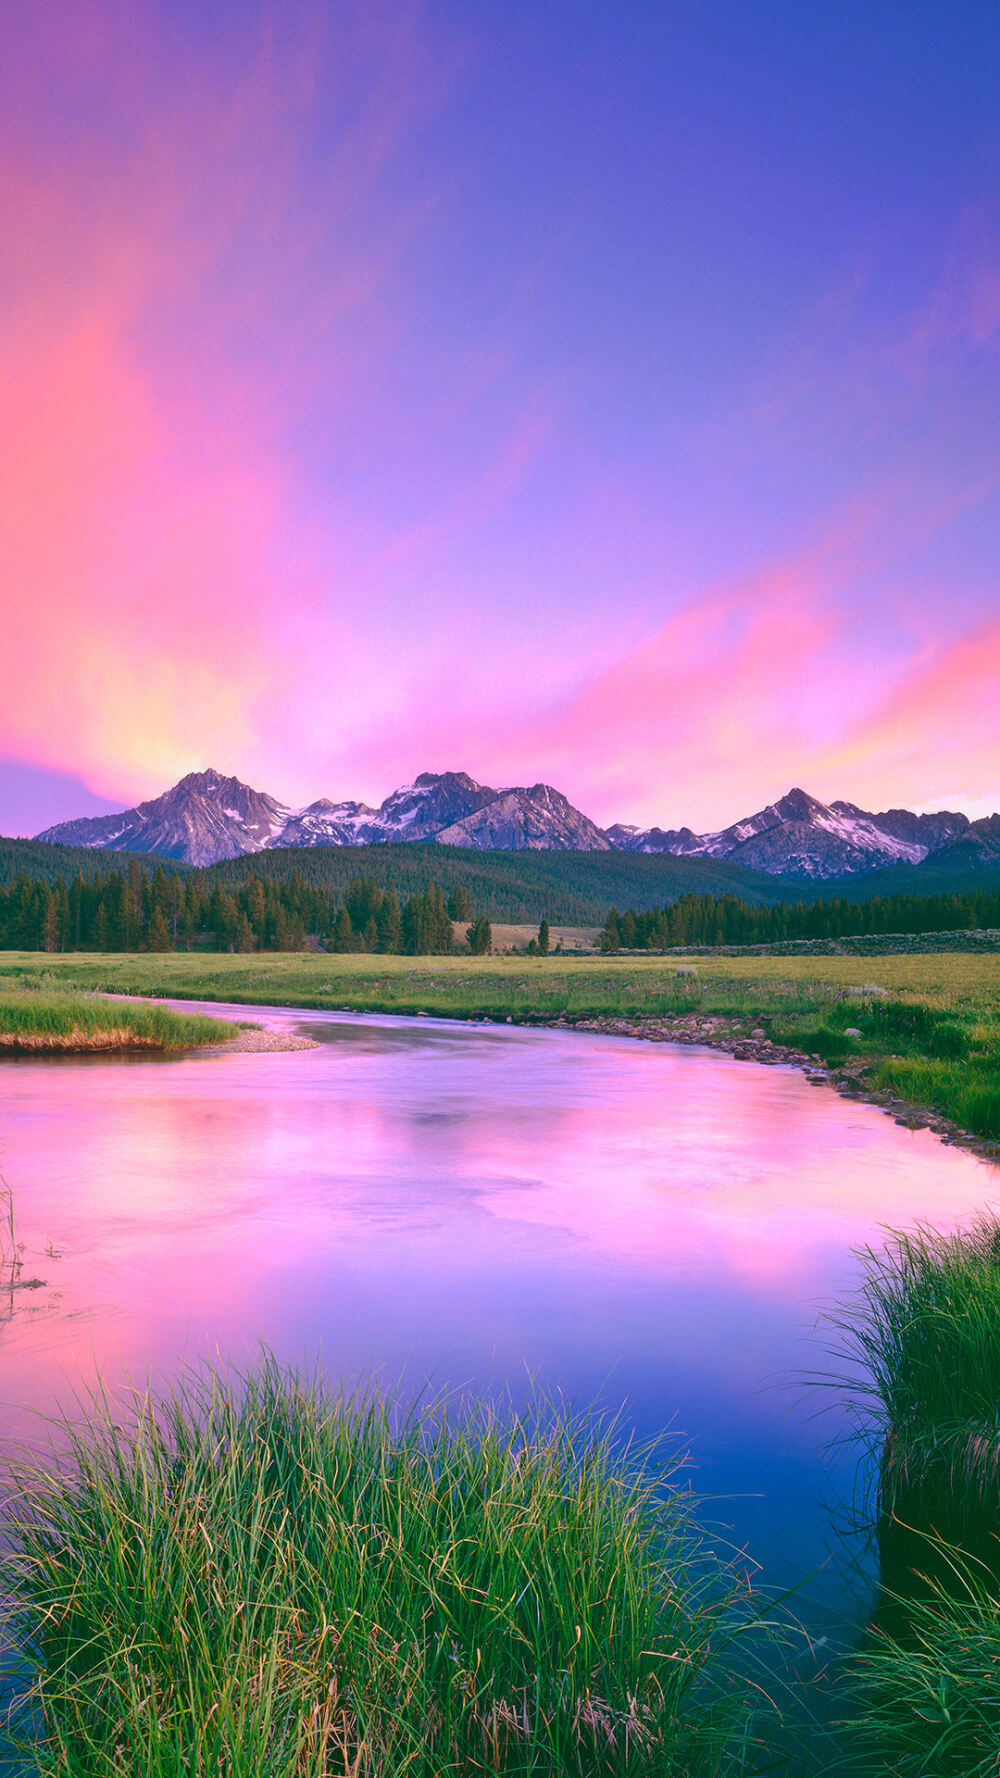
[1,1356,779,1775]
[0,987,234,1051]
[828,1217,1000,1566]
[846,1547,1000,1776]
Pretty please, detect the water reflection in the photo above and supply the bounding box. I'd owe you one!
[0,1005,995,1631]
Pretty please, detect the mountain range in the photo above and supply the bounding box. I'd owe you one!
[34,769,1000,879]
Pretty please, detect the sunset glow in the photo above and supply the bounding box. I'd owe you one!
[2,1,999,833]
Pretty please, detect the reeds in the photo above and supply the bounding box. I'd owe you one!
[0,1356,776,1775]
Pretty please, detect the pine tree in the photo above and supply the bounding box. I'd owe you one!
[537,919,550,954]
[69,874,86,948]
[147,908,171,952]
[165,873,185,944]
[599,910,621,953]
[124,857,144,949]
[332,907,355,952]
[376,889,402,954]
[346,878,383,934]
[42,888,62,953]
[466,917,492,955]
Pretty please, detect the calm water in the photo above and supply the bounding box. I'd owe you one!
[1,1004,996,1639]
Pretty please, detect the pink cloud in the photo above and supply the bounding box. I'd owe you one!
[826,614,1000,810]
[0,2,466,805]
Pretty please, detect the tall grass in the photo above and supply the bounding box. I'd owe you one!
[829,1216,1000,1558]
[828,1216,1000,1770]
[0,1357,779,1776]
[0,989,233,1050]
[871,1060,1000,1141]
[847,1549,1000,1776]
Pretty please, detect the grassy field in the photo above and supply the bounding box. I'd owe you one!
[485,921,599,951]
[0,980,236,1052]
[1,1356,777,1776]
[2,949,999,1137]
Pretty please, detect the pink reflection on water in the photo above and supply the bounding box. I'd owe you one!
[0,1007,994,1483]
[476,1038,996,1291]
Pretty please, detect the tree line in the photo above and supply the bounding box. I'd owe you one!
[0,864,492,955]
[6,858,999,956]
[599,886,1000,950]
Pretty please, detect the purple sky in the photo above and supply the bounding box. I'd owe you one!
[1,0,999,835]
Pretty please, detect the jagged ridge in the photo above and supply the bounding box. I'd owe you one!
[34,770,998,878]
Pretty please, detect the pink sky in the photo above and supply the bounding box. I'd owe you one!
[1,1,998,833]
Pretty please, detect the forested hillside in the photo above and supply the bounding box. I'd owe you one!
[202,843,804,921]
[0,836,186,888]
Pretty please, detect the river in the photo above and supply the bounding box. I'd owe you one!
[1,1002,996,1650]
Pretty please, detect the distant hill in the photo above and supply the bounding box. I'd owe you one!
[7,826,1000,926]
[807,859,1000,904]
[922,814,1000,871]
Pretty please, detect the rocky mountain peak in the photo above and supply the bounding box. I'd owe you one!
[32,769,997,878]
[773,787,825,822]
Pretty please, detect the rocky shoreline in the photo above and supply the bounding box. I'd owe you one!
[543,1011,1000,1166]
[628,927,1000,959]
[201,1027,321,1055]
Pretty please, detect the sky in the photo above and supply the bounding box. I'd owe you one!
[1,0,999,836]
